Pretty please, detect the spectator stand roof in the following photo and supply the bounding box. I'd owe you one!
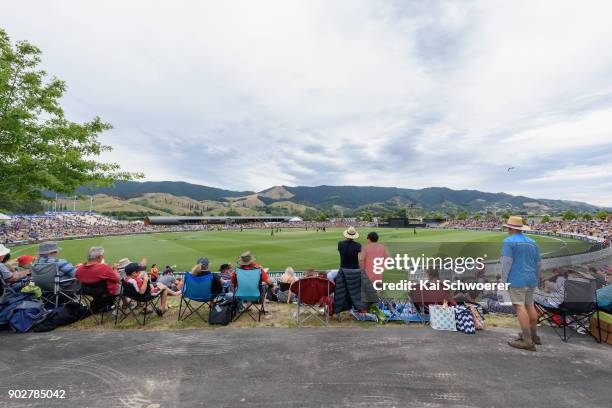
[143,215,302,225]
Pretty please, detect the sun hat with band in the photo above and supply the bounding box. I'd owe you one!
[343,226,359,240]
[563,266,595,280]
[502,216,530,231]
[237,251,256,266]
[116,258,131,270]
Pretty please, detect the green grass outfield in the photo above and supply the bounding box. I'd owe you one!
[9,228,590,272]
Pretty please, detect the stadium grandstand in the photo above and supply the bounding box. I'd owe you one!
[143,215,301,225]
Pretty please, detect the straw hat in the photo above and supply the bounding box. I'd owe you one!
[0,244,10,257]
[237,251,256,266]
[502,216,530,231]
[567,265,595,280]
[116,258,131,269]
[343,227,359,240]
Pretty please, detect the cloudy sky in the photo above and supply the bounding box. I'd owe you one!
[3,0,612,205]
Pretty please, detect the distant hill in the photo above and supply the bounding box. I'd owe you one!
[77,181,252,201]
[74,181,603,217]
[281,185,600,212]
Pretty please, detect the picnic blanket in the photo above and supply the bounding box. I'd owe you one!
[333,268,379,314]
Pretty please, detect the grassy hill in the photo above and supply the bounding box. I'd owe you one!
[63,181,605,217]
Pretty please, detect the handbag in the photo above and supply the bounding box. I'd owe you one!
[429,301,457,331]
[455,305,476,334]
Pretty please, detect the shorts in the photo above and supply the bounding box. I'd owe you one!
[509,287,534,305]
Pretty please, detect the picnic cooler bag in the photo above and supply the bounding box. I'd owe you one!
[209,300,235,325]
[590,311,612,345]
[429,304,457,331]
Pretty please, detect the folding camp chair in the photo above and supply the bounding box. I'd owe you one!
[536,279,601,343]
[78,281,115,325]
[114,281,161,326]
[290,276,335,326]
[378,298,427,324]
[178,273,216,321]
[30,262,80,308]
[233,268,265,322]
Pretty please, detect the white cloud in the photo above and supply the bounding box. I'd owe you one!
[2,0,612,206]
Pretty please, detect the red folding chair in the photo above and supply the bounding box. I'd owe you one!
[290,277,336,326]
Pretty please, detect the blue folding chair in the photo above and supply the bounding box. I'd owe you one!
[178,273,215,321]
[234,268,265,322]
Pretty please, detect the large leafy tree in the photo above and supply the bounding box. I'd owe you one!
[0,28,141,210]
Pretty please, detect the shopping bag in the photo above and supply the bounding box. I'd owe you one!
[429,304,457,331]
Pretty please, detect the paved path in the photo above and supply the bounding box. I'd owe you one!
[0,327,610,407]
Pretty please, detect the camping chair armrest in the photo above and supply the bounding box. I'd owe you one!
[58,277,77,284]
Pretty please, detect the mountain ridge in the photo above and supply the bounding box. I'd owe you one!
[73,181,604,215]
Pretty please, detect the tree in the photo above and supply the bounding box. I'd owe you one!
[596,211,609,221]
[362,210,373,222]
[541,215,551,223]
[499,210,511,221]
[562,210,576,220]
[0,29,141,209]
[457,211,468,221]
[315,212,328,222]
[581,212,593,221]
[226,208,240,216]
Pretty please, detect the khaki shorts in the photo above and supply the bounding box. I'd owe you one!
[509,287,534,305]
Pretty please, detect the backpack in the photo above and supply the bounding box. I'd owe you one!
[209,299,235,325]
[10,300,48,333]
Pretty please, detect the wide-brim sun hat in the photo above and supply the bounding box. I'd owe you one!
[237,251,255,266]
[565,267,595,280]
[116,258,131,269]
[0,244,10,257]
[343,227,359,240]
[502,216,530,231]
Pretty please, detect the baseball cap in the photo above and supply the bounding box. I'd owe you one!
[125,262,145,275]
[197,257,209,265]
[17,255,36,267]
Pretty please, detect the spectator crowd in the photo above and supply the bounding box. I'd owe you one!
[0,213,376,245]
[445,217,612,242]
[1,223,611,340]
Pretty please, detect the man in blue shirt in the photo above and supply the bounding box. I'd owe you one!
[33,241,79,290]
[501,216,541,351]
